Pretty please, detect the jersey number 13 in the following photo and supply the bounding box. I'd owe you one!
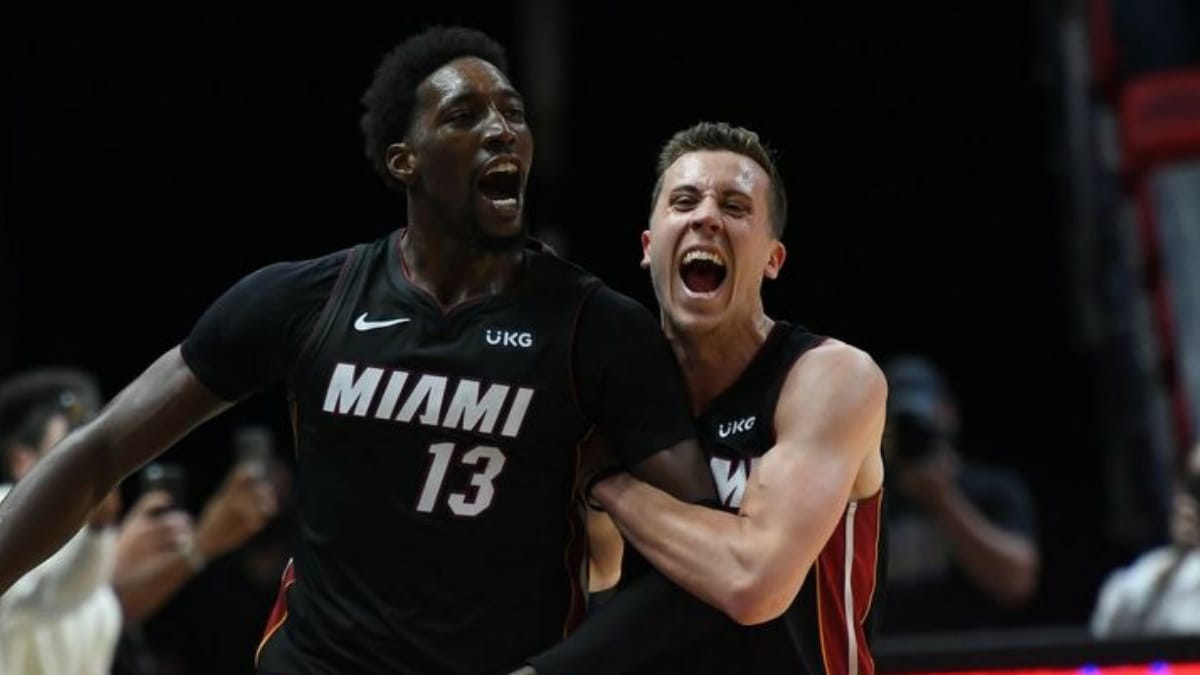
[416,443,506,517]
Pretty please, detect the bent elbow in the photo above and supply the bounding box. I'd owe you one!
[723,573,797,626]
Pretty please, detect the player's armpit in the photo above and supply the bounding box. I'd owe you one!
[587,510,623,593]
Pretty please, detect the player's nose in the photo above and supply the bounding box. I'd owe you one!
[687,196,723,234]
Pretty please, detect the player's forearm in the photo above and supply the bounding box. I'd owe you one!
[1,526,117,617]
[525,565,729,675]
[594,473,781,624]
[929,487,1039,607]
[0,430,121,596]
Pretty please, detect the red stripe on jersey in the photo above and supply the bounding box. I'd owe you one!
[816,490,883,675]
[256,558,297,667]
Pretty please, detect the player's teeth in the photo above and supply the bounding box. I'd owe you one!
[683,250,725,266]
[487,161,517,175]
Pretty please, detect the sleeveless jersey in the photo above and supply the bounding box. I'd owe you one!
[256,234,616,674]
[639,322,886,675]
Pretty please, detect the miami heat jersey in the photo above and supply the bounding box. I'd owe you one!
[639,322,886,675]
[181,231,695,674]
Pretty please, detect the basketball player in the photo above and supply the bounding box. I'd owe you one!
[0,27,712,674]
[526,122,887,674]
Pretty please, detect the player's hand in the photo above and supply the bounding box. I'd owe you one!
[194,465,278,559]
[506,667,538,675]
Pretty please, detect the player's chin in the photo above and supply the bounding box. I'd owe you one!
[477,192,521,223]
[474,220,526,252]
[665,286,728,332]
[472,207,525,246]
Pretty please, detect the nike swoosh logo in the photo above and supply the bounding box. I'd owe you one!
[354,313,411,331]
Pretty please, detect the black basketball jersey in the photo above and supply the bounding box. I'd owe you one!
[636,322,886,675]
[182,231,695,674]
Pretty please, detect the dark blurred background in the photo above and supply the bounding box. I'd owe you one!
[3,1,1199,671]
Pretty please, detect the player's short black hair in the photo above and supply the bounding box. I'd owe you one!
[0,368,101,481]
[360,25,510,191]
[650,122,788,237]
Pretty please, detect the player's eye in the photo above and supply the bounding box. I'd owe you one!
[724,201,749,217]
[671,194,698,209]
[445,109,475,126]
[503,106,525,124]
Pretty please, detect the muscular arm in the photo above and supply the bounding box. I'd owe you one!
[0,348,230,596]
[594,341,887,625]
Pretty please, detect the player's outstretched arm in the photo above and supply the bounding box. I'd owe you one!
[0,346,230,595]
[594,341,886,625]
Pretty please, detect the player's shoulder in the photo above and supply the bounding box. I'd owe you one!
[524,240,654,316]
[787,335,887,404]
[525,238,600,287]
[237,245,355,293]
[260,246,356,279]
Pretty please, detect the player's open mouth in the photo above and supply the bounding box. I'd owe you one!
[478,159,521,215]
[678,248,727,295]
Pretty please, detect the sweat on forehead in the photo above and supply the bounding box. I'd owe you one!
[425,57,511,93]
[663,151,770,198]
[414,58,519,118]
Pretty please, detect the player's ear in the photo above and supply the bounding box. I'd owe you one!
[763,239,786,280]
[640,230,652,270]
[386,143,416,184]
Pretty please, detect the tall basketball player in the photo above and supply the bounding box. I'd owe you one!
[0,26,713,675]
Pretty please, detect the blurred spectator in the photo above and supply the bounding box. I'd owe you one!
[0,366,279,675]
[1091,441,1200,637]
[0,368,123,675]
[135,451,295,675]
[110,461,280,675]
[880,355,1041,634]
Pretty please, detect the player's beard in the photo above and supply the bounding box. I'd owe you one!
[423,195,526,254]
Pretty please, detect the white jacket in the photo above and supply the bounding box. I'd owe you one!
[1091,545,1200,637]
[0,484,122,675]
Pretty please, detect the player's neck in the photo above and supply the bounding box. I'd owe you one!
[399,223,524,307]
[667,310,775,414]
